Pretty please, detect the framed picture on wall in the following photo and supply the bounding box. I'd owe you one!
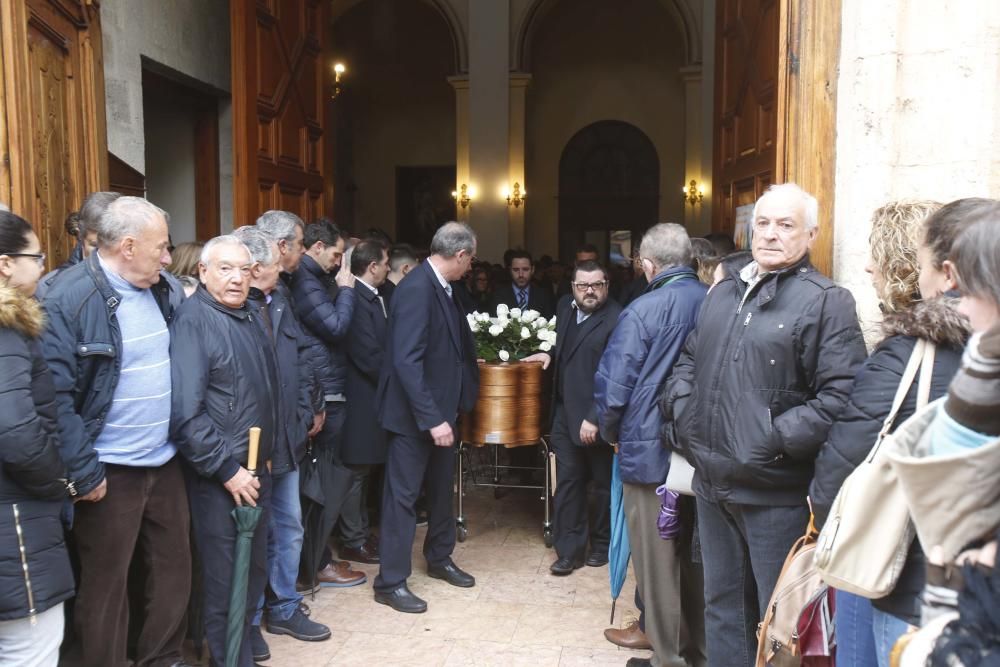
[395,166,457,250]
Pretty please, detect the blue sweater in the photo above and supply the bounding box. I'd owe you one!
[91,255,175,466]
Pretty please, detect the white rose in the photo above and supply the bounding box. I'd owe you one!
[539,341,552,352]
[537,329,552,342]
[489,324,503,337]
[522,309,539,323]
[520,326,531,339]
[496,303,509,317]
[498,350,510,362]
[466,314,477,329]
[532,317,547,329]
[510,307,522,319]
[549,316,557,326]
[476,312,491,323]
[498,315,509,327]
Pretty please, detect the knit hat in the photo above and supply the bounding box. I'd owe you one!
[943,321,1000,437]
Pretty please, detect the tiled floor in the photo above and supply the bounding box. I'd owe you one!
[256,483,650,666]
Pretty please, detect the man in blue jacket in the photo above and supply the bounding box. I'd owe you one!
[595,223,707,667]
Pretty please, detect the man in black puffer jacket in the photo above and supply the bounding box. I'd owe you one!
[662,184,867,666]
[289,219,368,587]
[170,235,280,667]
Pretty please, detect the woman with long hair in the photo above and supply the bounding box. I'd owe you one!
[0,211,73,665]
[810,200,972,667]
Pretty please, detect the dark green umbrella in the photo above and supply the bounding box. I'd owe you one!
[225,428,264,667]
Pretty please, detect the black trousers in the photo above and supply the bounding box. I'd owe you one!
[66,457,191,667]
[550,405,613,561]
[374,432,456,592]
[188,468,271,667]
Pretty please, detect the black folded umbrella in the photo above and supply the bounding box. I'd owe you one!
[299,437,353,595]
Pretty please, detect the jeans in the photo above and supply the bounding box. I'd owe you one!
[0,602,63,666]
[696,497,810,667]
[835,590,877,667]
[253,469,303,625]
[836,590,910,667]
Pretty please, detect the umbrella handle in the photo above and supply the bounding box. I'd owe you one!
[247,427,261,475]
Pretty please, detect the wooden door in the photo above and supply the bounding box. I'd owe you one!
[713,0,839,274]
[0,0,108,271]
[712,0,779,240]
[231,0,327,227]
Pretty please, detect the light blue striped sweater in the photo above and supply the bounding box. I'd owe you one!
[91,254,176,466]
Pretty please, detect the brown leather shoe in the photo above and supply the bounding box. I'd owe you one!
[339,541,380,564]
[604,619,652,650]
[316,561,367,588]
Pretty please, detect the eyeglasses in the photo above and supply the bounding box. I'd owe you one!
[572,280,608,292]
[5,252,45,267]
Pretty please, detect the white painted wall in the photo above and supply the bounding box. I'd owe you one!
[833,0,1000,332]
[101,0,233,230]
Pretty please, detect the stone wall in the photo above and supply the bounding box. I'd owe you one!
[101,0,233,230]
[833,0,1000,335]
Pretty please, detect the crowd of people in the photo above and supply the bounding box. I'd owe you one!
[0,183,997,667]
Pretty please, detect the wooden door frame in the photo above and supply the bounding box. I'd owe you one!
[774,0,842,276]
[0,0,108,230]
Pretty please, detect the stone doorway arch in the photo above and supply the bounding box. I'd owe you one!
[558,120,660,262]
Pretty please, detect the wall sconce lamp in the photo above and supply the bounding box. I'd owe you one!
[452,183,474,209]
[504,182,525,208]
[683,179,705,206]
[331,62,346,100]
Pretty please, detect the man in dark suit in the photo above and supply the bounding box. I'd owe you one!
[525,260,622,575]
[338,239,390,565]
[373,222,479,613]
[489,250,555,318]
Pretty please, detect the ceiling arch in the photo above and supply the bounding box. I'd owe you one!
[330,0,468,73]
[511,0,702,71]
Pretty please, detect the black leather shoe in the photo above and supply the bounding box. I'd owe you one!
[374,584,428,613]
[427,560,476,588]
[549,556,584,575]
[626,658,652,667]
[585,550,609,567]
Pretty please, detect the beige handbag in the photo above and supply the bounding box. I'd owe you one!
[814,338,936,598]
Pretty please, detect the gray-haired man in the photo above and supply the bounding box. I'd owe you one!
[662,184,867,666]
[41,196,190,666]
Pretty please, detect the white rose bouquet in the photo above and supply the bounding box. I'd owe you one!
[467,304,557,362]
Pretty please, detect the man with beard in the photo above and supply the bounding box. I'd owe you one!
[524,260,622,575]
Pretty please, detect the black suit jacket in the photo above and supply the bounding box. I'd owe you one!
[489,283,556,319]
[343,283,389,464]
[375,261,479,437]
[550,297,622,446]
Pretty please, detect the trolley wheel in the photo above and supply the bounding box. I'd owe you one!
[543,527,554,548]
[457,524,468,543]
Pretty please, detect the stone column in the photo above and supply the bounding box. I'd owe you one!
[680,65,709,233]
[467,0,510,261]
[507,72,532,250]
[448,75,471,224]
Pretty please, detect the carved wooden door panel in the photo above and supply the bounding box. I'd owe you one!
[0,0,108,270]
[712,0,779,239]
[231,0,326,226]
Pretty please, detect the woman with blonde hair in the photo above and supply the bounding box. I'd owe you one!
[167,241,203,296]
[810,200,971,667]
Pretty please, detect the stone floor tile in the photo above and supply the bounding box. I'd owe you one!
[328,632,456,667]
[444,639,563,666]
[511,604,624,649]
[558,645,653,666]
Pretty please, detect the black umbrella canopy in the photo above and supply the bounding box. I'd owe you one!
[299,437,353,592]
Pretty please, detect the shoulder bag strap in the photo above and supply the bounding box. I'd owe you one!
[916,341,937,409]
[867,338,926,462]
